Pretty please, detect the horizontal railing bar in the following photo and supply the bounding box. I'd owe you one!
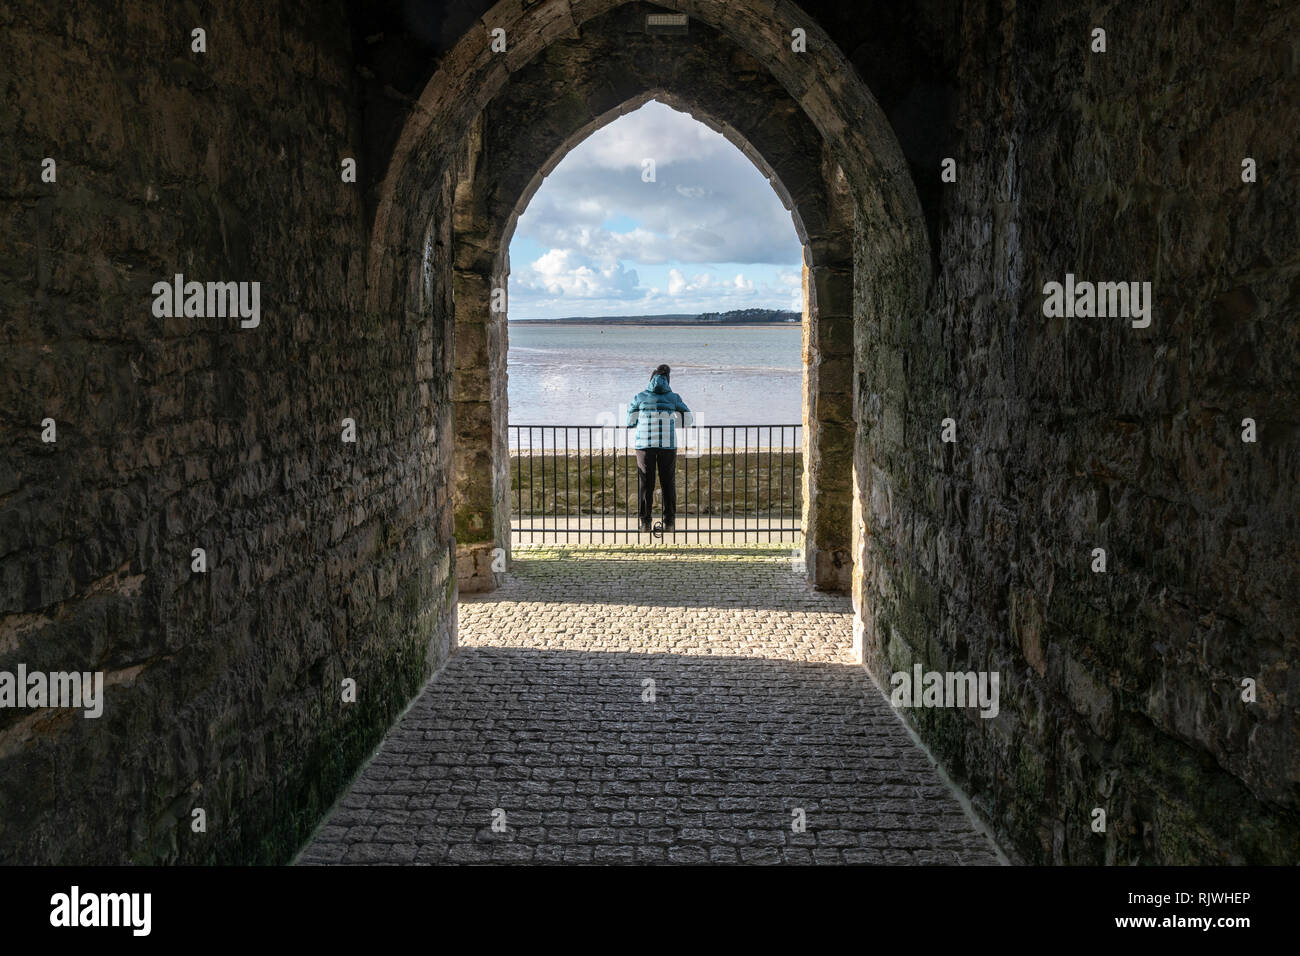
[505,525,808,532]
[508,425,803,429]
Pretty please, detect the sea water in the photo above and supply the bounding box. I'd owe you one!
[507,323,803,432]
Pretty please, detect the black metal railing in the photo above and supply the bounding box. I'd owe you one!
[509,423,802,544]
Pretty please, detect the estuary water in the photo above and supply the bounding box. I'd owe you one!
[507,323,803,433]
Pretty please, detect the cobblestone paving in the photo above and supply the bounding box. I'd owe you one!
[299,546,1004,865]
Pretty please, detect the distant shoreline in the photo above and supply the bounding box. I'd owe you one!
[510,320,800,327]
[508,309,800,327]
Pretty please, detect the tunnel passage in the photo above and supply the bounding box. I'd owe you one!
[447,6,860,593]
[364,0,1300,864]
[0,0,1296,867]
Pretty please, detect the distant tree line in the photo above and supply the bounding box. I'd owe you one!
[511,309,800,324]
[694,308,799,323]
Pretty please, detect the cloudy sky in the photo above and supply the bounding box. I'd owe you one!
[506,100,804,319]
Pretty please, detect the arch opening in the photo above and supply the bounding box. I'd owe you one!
[372,0,931,655]
[496,97,809,554]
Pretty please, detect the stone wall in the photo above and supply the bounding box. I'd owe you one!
[854,0,1300,863]
[1,0,1294,867]
[0,0,457,863]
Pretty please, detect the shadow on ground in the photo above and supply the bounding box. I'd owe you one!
[297,646,1003,865]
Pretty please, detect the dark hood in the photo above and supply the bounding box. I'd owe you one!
[648,373,671,393]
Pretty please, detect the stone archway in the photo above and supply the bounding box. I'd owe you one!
[366,0,931,645]
[366,0,928,304]
[449,6,860,593]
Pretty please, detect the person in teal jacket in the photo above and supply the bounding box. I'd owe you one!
[627,364,693,532]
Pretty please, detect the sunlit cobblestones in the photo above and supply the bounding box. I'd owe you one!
[299,546,1002,865]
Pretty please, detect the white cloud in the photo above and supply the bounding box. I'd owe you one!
[518,249,641,300]
[560,101,730,171]
[507,99,806,318]
[667,269,719,297]
[514,100,802,267]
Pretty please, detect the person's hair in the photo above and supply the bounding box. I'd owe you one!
[653,364,671,380]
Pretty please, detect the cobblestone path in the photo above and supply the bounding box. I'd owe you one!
[299,546,1004,865]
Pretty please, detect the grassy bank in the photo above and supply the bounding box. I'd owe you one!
[510,451,802,516]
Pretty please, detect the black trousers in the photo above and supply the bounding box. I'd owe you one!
[636,448,677,526]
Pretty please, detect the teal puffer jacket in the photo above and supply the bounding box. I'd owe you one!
[627,374,693,449]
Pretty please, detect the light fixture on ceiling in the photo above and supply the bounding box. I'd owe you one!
[645,12,689,36]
